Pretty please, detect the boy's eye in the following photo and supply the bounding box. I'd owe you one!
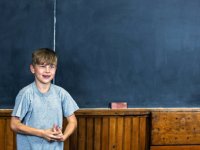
[50,65,55,68]
[38,64,56,69]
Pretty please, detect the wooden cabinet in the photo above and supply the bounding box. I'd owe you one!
[0,109,150,150]
[151,111,200,150]
[64,109,150,150]
[0,110,16,150]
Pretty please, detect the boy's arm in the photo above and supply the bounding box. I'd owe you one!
[10,116,62,141]
[62,114,77,141]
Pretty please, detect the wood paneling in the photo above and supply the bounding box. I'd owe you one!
[151,145,200,150]
[151,111,200,145]
[0,119,5,150]
[0,118,16,150]
[4,108,200,150]
[0,109,150,150]
[69,110,150,150]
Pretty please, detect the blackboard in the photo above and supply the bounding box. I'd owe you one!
[0,0,54,108]
[1,0,200,108]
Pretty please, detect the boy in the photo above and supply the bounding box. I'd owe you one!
[10,48,79,150]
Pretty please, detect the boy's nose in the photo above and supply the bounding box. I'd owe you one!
[45,66,50,72]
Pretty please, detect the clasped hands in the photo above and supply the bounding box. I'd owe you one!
[42,124,64,142]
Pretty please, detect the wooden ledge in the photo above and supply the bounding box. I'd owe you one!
[0,109,150,117]
[76,109,150,116]
[1,108,200,117]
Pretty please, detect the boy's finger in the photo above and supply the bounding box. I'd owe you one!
[51,135,63,140]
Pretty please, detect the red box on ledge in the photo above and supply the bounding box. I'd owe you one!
[110,102,127,109]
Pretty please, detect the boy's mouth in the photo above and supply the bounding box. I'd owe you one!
[42,75,51,79]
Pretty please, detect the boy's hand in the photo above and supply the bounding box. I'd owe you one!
[42,127,63,142]
[52,124,65,142]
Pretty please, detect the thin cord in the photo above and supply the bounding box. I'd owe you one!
[53,0,57,84]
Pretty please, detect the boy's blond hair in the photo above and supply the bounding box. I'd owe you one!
[32,48,57,66]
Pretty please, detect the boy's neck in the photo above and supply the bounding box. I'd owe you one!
[35,81,51,93]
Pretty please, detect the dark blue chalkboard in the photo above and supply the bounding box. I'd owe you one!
[0,0,54,108]
[1,0,200,108]
[56,0,200,108]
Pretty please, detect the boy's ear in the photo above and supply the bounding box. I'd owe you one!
[30,64,35,74]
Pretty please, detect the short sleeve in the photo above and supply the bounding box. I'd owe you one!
[60,89,79,117]
[11,90,31,121]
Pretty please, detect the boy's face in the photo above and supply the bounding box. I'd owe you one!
[30,63,57,85]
